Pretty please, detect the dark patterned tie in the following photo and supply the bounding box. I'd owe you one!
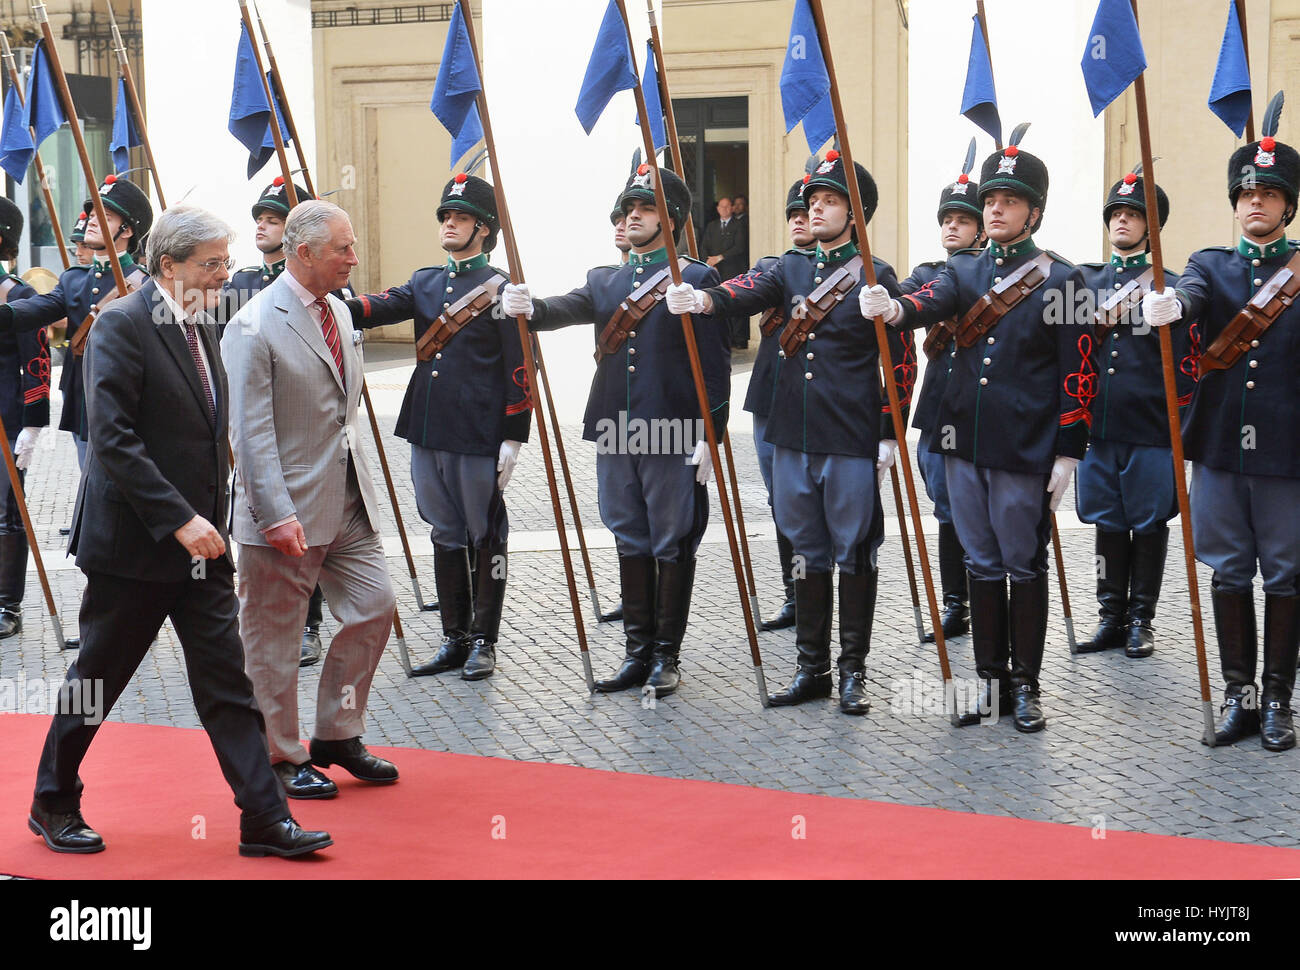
[183,322,216,422]
[314,297,346,391]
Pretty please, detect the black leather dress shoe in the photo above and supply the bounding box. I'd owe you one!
[273,760,338,799]
[1012,684,1046,733]
[29,803,105,853]
[299,627,322,667]
[309,737,399,783]
[62,637,80,651]
[767,668,832,706]
[238,816,333,858]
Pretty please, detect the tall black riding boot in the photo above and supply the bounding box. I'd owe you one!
[924,522,968,642]
[646,558,695,698]
[411,546,473,676]
[1125,527,1168,659]
[595,557,657,692]
[463,541,508,680]
[1076,529,1131,653]
[957,574,1009,727]
[767,570,833,706]
[0,531,26,638]
[1207,579,1259,746]
[760,529,797,632]
[837,568,877,715]
[1260,581,1300,751]
[1009,572,1049,733]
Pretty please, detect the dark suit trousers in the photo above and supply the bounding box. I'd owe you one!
[34,558,288,829]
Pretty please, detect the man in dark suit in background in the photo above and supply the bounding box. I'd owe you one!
[20,206,331,858]
[700,196,750,347]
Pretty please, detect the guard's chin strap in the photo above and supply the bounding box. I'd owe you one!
[641,221,663,247]
[450,220,485,254]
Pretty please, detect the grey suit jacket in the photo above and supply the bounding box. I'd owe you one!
[221,272,382,547]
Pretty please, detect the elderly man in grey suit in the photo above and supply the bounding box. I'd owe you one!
[222,200,398,800]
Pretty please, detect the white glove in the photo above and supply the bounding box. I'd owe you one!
[666,282,706,316]
[689,439,713,485]
[876,439,898,475]
[501,283,534,320]
[858,284,898,323]
[497,439,522,490]
[1141,288,1182,327]
[1046,456,1080,512]
[13,426,42,471]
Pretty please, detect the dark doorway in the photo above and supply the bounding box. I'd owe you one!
[669,96,748,249]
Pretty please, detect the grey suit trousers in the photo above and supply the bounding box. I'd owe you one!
[238,472,396,765]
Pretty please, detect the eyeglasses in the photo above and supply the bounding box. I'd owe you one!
[190,256,237,272]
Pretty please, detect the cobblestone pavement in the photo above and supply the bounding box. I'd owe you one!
[2,344,1296,853]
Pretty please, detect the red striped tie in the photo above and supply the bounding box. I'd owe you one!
[314,297,346,391]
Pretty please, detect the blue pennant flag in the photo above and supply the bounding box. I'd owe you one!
[0,85,35,183]
[21,40,66,153]
[228,21,278,178]
[1208,0,1252,136]
[575,0,638,135]
[1080,0,1147,116]
[960,14,1001,144]
[109,78,142,174]
[780,0,834,152]
[637,41,667,154]
[431,0,484,167]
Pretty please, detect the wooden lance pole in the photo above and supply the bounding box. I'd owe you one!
[805,0,957,722]
[32,3,129,322]
[644,3,764,627]
[236,0,297,207]
[251,0,317,199]
[613,0,769,707]
[457,0,596,691]
[1129,0,1216,745]
[102,0,166,207]
[0,32,68,271]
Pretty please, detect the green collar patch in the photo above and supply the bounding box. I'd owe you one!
[814,240,859,263]
[262,257,287,278]
[629,247,669,267]
[1110,251,1149,269]
[1237,235,1290,260]
[989,236,1036,260]
[92,251,135,274]
[446,252,490,273]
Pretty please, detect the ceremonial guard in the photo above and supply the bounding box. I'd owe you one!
[1075,169,1193,660]
[734,176,816,632]
[345,173,531,680]
[612,196,631,264]
[669,152,913,715]
[862,131,1096,731]
[898,146,986,643]
[69,211,92,266]
[224,176,328,668]
[0,198,50,639]
[1144,97,1300,750]
[0,176,150,471]
[502,165,732,699]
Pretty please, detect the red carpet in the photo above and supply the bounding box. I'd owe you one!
[2,713,1297,879]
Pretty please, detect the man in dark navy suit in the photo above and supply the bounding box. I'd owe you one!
[22,206,330,857]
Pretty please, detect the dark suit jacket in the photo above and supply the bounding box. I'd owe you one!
[701,217,748,282]
[69,279,233,582]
